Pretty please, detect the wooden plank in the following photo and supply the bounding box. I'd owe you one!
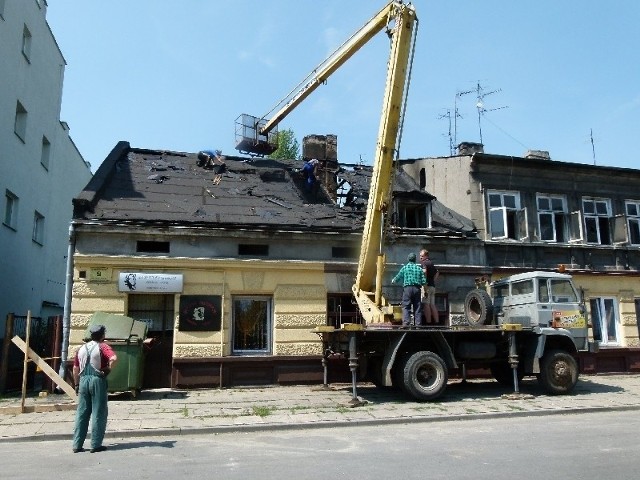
[11,336,77,401]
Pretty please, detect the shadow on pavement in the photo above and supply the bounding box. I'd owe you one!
[107,440,177,451]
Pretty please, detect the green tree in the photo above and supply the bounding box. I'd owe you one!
[268,128,301,160]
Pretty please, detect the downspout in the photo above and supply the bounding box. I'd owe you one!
[57,222,76,386]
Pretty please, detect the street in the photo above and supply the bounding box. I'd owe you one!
[2,410,639,479]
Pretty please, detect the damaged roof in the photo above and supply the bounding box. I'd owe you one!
[73,142,476,236]
[73,142,365,232]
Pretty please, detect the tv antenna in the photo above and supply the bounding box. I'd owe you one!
[438,109,458,155]
[590,128,597,165]
[473,82,508,144]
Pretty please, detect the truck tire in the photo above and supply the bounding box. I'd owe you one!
[538,349,578,395]
[398,351,448,401]
[490,361,524,387]
[464,289,493,326]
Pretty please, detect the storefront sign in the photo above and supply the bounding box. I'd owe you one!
[179,295,222,332]
[118,272,183,293]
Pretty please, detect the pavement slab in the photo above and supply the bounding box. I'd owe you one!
[0,374,639,443]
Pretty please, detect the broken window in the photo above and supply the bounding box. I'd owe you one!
[537,194,567,242]
[582,198,612,245]
[487,190,527,240]
[626,201,640,245]
[397,202,428,228]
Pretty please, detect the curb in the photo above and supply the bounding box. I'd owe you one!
[3,404,640,444]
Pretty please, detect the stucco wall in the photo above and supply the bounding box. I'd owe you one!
[70,255,328,359]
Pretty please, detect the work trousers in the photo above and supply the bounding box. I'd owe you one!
[72,367,108,450]
[401,285,423,326]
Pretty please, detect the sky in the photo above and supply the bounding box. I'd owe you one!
[46,1,640,173]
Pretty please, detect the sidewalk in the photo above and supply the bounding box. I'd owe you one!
[1,374,640,443]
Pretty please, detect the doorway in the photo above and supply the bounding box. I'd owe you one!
[127,294,175,388]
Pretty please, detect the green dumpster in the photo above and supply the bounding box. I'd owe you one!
[86,312,148,397]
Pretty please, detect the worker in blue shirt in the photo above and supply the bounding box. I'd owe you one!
[392,252,426,326]
[197,150,226,172]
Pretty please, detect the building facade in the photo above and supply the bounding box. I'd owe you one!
[400,144,640,372]
[0,0,92,338]
[67,142,478,388]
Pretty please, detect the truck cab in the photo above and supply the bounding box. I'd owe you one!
[490,271,589,352]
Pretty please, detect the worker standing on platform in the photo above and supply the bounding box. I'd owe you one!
[391,252,426,326]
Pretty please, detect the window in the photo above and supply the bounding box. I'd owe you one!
[590,297,619,346]
[32,211,44,245]
[22,24,32,62]
[327,294,361,329]
[537,194,567,242]
[332,246,355,258]
[549,279,578,303]
[538,279,549,303]
[238,244,268,256]
[626,201,640,245]
[397,202,429,228]
[136,240,170,253]
[0,0,5,19]
[511,279,534,296]
[232,296,272,354]
[487,190,527,240]
[41,136,51,170]
[14,101,27,142]
[582,198,611,245]
[4,190,18,230]
[419,168,426,189]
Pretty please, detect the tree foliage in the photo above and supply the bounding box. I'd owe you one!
[268,128,301,160]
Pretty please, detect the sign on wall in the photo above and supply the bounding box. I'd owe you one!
[179,295,222,332]
[118,272,183,293]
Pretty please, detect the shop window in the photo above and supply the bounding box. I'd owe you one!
[232,296,272,354]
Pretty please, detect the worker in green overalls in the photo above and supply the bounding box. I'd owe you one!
[72,324,117,453]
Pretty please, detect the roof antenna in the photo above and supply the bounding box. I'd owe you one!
[473,81,508,145]
[590,128,597,165]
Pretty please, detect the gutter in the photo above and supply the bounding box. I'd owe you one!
[57,222,76,386]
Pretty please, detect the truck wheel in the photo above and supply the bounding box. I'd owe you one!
[490,361,524,387]
[464,289,493,326]
[399,351,448,401]
[538,349,578,395]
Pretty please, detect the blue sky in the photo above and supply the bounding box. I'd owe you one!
[46,1,639,172]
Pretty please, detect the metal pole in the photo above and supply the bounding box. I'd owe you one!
[508,331,520,393]
[347,332,364,406]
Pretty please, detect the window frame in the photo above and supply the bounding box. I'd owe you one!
[625,200,640,246]
[582,197,612,245]
[22,24,32,62]
[32,210,45,245]
[589,297,620,347]
[486,190,527,240]
[4,190,19,230]
[14,101,28,142]
[536,194,568,242]
[232,296,272,355]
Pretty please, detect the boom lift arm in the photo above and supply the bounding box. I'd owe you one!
[236,1,418,325]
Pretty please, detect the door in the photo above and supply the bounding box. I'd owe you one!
[128,294,175,388]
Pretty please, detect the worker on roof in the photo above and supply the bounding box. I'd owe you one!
[197,150,226,173]
[302,158,319,192]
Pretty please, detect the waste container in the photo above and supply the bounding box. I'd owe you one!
[85,312,148,397]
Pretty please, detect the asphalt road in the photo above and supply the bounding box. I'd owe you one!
[3,410,639,479]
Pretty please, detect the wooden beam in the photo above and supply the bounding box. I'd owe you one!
[11,336,77,401]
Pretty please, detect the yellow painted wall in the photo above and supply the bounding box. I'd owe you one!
[70,255,329,359]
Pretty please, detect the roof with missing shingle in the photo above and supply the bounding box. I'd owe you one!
[73,142,366,232]
[73,142,477,236]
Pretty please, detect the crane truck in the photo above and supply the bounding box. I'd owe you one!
[236,1,595,401]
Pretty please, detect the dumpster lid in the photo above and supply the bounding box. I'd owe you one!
[86,312,146,342]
